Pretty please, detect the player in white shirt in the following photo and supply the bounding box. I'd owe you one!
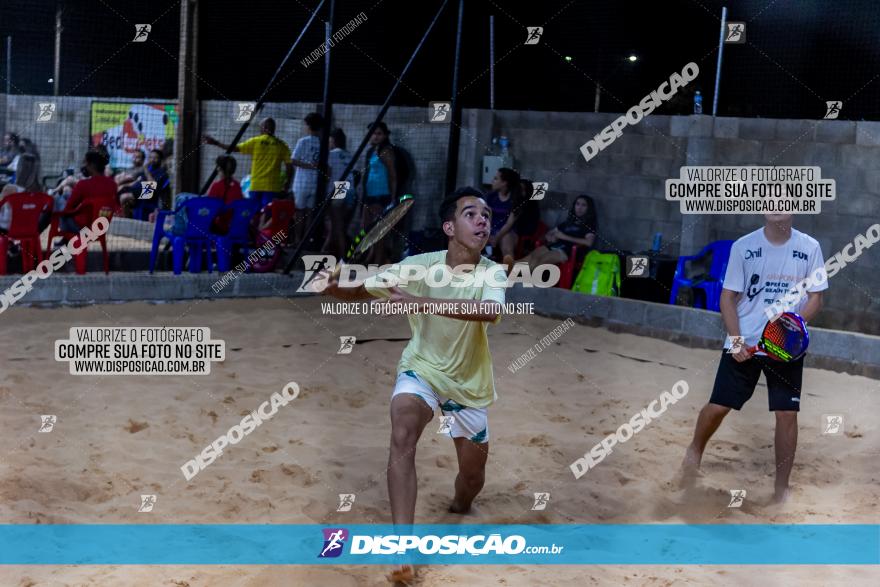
[323,128,356,257]
[681,214,826,504]
[291,112,323,246]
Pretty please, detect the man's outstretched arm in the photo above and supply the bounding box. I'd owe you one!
[378,286,502,323]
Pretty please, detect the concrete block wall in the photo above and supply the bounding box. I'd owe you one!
[2,96,450,232]
[474,110,879,335]
[200,101,450,232]
[3,95,878,333]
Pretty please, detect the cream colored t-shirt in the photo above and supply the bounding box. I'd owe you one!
[365,251,506,408]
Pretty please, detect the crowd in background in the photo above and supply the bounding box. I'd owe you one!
[0,118,599,273]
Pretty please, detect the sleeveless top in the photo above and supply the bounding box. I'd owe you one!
[365,150,390,197]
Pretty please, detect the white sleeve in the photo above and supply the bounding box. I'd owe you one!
[721,241,745,292]
[292,138,306,160]
[806,240,828,292]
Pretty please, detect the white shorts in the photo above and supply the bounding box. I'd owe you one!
[392,370,489,443]
[294,190,316,209]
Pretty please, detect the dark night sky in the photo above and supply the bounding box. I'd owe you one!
[1,0,879,119]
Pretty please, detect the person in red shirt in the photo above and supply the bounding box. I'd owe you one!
[59,150,117,234]
[206,154,244,234]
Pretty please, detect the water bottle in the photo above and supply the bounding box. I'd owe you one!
[499,136,510,156]
[693,91,703,115]
[652,232,662,251]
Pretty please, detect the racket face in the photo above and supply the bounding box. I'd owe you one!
[759,312,809,361]
[349,196,413,260]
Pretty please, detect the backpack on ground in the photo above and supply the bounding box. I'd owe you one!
[571,250,621,296]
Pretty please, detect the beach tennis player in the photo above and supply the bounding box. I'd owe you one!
[320,187,506,583]
[681,213,827,503]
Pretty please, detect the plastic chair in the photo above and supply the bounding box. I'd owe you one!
[261,199,295,240]
[149,197,224,274]
[213,199,260,272]
[515,221,547,258]
[669,240,735,311]
[45,196,115,274]
[534,238,582,290]
[0,192,54,274]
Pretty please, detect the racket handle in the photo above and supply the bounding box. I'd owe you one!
[330,262,343,281]
[744,344,758,356]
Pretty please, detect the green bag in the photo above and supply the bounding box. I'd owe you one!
[572,250,621,296]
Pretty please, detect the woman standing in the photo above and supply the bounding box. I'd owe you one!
[361,122,397,264]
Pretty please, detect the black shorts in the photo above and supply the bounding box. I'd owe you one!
[709,351,804,412]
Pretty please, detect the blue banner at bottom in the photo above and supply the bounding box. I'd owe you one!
[0,524,877,565]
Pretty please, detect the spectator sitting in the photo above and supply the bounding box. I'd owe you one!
[322,127,356,257]
[512,194,597,272]
[0,153,43,234]
[52,150,117,240]
[0,132,20,167]
[93,143,114,177]
[115,150,146,190]
[206,154,244,234]
[505,178,543,262]
[119,148,171,218]
[484,167,521,261]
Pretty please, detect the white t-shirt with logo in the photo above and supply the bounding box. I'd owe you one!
[722,227,827,350]
[292,135,320,197]
[327,147,354,197]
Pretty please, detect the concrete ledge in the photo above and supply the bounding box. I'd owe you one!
[0,271,311,307]
[508,287,880,380]
[2,273,877,379]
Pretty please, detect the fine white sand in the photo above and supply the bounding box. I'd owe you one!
[0,298,877,586]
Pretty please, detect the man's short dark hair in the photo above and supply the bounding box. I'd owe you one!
[439,187,485,223]
[85,149,107,172]
[304,112,324,131]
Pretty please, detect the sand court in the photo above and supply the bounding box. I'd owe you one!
[0,297,877,586]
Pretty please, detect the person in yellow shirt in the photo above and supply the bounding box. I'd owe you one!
[203,117,293,209]
[321,187,505,584]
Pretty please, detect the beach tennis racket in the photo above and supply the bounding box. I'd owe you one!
[300,194,414,291]
[746,312,809,361]
[329,194,414,279]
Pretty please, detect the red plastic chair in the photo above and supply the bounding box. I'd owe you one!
[0,192,54,274]
[262,199,295,241]
[558,245,582,289]
[535,239,582,289]
[45,196,115,274]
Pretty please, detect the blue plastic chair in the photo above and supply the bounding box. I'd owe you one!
[213,199,260,272]
[149,197,224,274]
[669,240,735,311]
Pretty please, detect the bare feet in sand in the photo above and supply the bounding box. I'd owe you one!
[386,564,415,584]
[771,486,791,505]
[679,446,702,488]
[448,499,470,514]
